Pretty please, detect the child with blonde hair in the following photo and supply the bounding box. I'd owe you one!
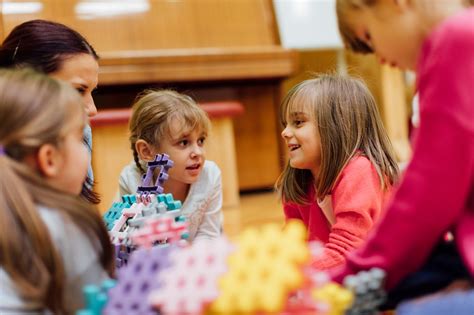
[332,0,474,311]
[0,69,113,313]
[118,90,222,242]
[276,74,399,269]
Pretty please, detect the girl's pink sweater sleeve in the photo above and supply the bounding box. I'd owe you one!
[283,201,302,221]
[312,157,387,269]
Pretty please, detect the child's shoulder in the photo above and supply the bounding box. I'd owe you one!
[342,154,374,175]
[202,160,221,175]
[429,8,474,51]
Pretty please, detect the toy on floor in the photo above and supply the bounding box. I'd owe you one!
[104,246,174,315]
[77,279,117,315]
[209,220,310,314]
[150,237,234,314]
[102,154,189,267]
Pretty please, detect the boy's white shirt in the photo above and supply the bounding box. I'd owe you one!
[117,160,223,242]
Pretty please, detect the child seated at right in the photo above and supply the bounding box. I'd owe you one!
[0,69,113,314]
[118,90,223,242]
[276,74,399,269]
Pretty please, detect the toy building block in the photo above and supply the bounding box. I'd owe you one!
[77,279,116,315]
[137,153,173,196]
[109,203,145,244]
[149,237,234,314]
[344,267,387,315]
[132,216,188,248]
[209,220,310,314]
[312,283,354,315]
[103,202,131,231]
[104,246,174,315]
[157,193,182,210]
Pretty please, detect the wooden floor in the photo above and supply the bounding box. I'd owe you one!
[222,190,285,239]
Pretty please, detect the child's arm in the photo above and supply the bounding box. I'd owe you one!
[312,156,385,269]
[283,202,303,221]
[193,164,223,241]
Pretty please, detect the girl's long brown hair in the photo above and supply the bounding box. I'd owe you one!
[0,69,113,313]
[276,74,399,204]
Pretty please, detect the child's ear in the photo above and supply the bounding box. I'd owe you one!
[37,144,62,177]
[135,140,155,161]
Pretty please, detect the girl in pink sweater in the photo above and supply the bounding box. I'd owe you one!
[276,74,399,269]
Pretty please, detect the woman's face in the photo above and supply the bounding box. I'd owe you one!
[50,53,99,117]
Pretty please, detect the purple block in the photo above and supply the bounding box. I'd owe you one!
[104,246,174,315]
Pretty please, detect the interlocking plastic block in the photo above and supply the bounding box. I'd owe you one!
[132,216,188,248]
[150,237,234,314]
[77,279,117,315]
[157,193,182,210]
[210,220,310,314]
[104,246,174,315]
[121,194,137,205]
[137,154,174,196]
[344,268,387,315]
[312,283,354,315]
[103,202,131,231]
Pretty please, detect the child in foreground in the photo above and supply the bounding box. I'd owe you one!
[0,69,113,314]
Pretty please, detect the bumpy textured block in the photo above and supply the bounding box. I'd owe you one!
[209,220,310,314]
[103,202,131,231]
[150,237,234,314]
[137,153,173,196]
[77,279,117,315]
[157,193,182,210]
[312,283,354,315]
[104,246,174,315]
[344,267,387,315]
[132,216,188,248]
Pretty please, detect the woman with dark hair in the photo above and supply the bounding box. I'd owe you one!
[0,19,100,203]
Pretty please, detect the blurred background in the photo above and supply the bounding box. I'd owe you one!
[0,0,415,237]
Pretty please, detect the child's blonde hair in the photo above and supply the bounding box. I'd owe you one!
[276,74,399,204]
[0,69,113,313]
[129,89,211,173]
[336,0,474,53]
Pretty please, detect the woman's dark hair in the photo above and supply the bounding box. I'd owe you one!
[0,19,100,204]
[0,19,98,72]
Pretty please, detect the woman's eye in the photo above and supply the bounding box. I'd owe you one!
[198,137,206,145]
[294,120,303,126]
[76,87,86,95]
[179,140,189,146]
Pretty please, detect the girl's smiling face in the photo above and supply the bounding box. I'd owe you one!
[281,105,322,177]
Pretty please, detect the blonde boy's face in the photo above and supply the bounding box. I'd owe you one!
[154,119,207,185]
[347,1,424,70]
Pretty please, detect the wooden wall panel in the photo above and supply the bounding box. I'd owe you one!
[2,0,278,49]
[1,0,298,195]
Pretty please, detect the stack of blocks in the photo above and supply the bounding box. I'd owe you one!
[102,154,188,267]
[343,267,387,315]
